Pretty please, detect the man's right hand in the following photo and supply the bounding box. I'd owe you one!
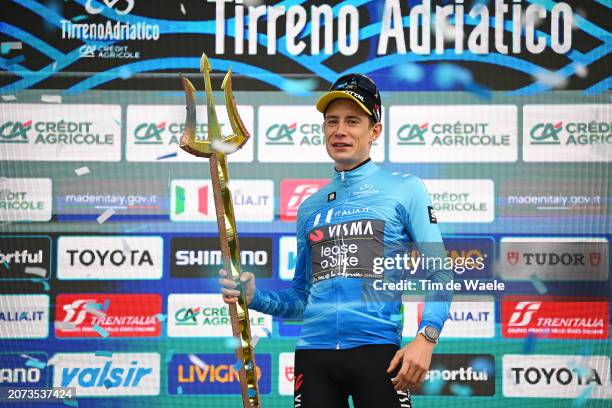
[218,269,256,306]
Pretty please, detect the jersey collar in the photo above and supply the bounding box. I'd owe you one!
[333,158,380,184]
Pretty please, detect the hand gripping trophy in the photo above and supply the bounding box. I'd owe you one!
[179,53,261,408]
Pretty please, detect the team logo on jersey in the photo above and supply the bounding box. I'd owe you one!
[327,192,336,202]
[428,206,437,223]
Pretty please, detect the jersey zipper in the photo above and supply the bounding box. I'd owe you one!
[335,170,350,349]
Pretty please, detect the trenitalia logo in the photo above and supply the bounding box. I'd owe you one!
[280,179,329,221]
[502,296,609,339]
[134,122,166,144]
[52,353,160,396]
[397,123,428,145]
[55,294,161,338]
[0,121,31,143]
[167,354,271,395]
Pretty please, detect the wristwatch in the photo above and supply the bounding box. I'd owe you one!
[417,325,440,344]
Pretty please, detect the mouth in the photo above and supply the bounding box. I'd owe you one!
[331,142,352,148]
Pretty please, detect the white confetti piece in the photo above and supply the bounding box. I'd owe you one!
[46,355,61,366]
[212,139,239,154]
[51,62,57,70]
[188,354,208,369]
[85,306,106,318]
[1,94,17,101]
[574,63,588,78]
[180,3,186,14]
[55,321,77,331]
[121,238,131,252]
[1,41,22,53]
[41,94,62,103]
[251,335,260,348]
[533,71,568,89]
[24,267,47,277]
[20,354,39,361]
[74,166,90,176]
[96,208,115,224]
[243,0,263,5]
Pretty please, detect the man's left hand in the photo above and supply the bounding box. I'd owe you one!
[386,334,435,392]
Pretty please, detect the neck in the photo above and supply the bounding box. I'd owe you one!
[335,158,371,172]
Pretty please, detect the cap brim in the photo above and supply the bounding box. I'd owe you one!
[316,91,373,116]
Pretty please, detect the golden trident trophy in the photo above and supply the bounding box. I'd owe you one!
[179,53,261,408]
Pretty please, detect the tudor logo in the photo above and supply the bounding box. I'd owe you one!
[589,252,601,266]
[506,251,519,265]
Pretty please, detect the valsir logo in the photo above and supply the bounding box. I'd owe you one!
[52,353,160,396]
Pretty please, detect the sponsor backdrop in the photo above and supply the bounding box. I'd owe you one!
[0,0,610,407]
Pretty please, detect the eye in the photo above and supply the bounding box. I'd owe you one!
[325,118,339,127]
[347,118,359,126]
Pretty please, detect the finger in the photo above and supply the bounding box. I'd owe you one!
[241,272,254,283]
[394,365,410,391]
[386,351,402,373]
[219,269,227,278]
[222,296,237,304]
[418,370,427,385]
[221,288,240,297]
[407,365,422,385]
[218,278,237,289]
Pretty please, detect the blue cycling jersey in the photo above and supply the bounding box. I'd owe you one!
[250,159,453,349]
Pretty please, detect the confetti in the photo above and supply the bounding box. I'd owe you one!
[20,354,39,361]
[103,379,114,388]
[113,118,121,127]
[529,273,548,294]
[92,324,109,338]
[63,400,78,407]
[30,278,49,291]
[574,63,588,79]
[2,261,9,269]
[25,359,46,369]
[247,388,257,398]
[1,94,17,101]
[102,299,110,311]
[85,306,106,318]
[56,321,77,331]
[233,360,243,371]
[281,78,318,96]
[449,383,473,396]
[51,62,57,70]
[1,41,22,54]
[572,384,594,407]
[121,239,131,252]
[391,63,424,83]
[180,3,186,15]
[212,139,239,154]
[47,354,62,366]
[154,313,166,322]
[261,327,271,337]
[533,70,568,89]
[156,152,178,160]
[96,208,115,224]
[165,349,176,362]
[522,334,536,354]
[72,15,88,22]
[188,354,208,369]
[176,385,183,394]
[94,351,113,358]
[390,314,403,322]
[41,94,62,103]
[224,336,241,350]
[24,266,47,277]
[251,335,260,348]
[74,166,90,176]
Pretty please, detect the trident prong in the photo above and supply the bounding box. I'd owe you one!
[180,53,250,158]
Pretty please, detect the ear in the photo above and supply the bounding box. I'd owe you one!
[370,122,382,143]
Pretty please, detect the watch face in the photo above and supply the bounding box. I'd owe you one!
[425,326,440,340]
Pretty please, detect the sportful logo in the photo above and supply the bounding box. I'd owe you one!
[507,302,542,327]
[0,121,31,143]
[85,0,135,15]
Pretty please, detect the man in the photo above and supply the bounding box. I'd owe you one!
[220,73,453,407]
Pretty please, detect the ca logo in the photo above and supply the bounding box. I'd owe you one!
[530,122,562,145]
[0,121,31,143]
[134,122,165,144]
[85,0,135,15]
[397,123,428,145]
[266,123,297,144]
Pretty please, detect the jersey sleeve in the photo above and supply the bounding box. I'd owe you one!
[401,176,453,334]
[249,204,311,319]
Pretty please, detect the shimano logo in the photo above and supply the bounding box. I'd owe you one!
[0,367,41,384]
[175,250,267,266]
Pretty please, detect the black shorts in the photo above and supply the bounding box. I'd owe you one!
[293,344,413,408]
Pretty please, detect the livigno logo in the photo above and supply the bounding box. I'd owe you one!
[265,122,323,146]
[530,121,611,146]
[0,120,32,143]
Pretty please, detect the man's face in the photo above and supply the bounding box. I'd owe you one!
[323,99,382,171]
